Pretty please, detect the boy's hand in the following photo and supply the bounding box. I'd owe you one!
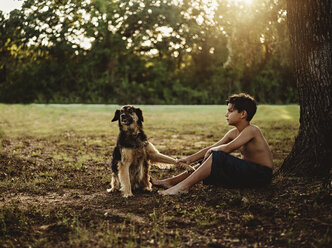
[203,148,218,162]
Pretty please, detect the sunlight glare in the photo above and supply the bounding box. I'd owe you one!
[230,0,253,6]
[200,0,253,18]
[236,0,253,4]
[0,0,23,15]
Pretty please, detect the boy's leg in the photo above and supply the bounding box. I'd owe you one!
[151,163,201,189]
[158,155,213,195]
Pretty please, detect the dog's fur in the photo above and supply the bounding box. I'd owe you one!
[109,105,193,197]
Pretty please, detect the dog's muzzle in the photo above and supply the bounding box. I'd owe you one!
[120,114,133,125]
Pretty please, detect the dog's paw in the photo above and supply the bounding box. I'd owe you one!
[178,162,195,172]
[143,185,153,192]
[121,187,133,197]
[123,192,134,198]
[186,166,195,172]
[106,188,116,193]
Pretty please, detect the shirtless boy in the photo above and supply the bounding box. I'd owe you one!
[153,93,273,196]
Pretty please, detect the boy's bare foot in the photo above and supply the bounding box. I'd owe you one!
[150,177,174,189]
[158,186,188,196]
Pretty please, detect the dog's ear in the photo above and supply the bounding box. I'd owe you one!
[134,108,144,122]
[111,110,120,122]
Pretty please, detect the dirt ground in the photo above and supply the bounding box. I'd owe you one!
[0,136,332,247]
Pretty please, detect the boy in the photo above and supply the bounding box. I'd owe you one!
[153,93,273,196]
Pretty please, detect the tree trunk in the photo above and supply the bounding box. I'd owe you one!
[280,0,332,179]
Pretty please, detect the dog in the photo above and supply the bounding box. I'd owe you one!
[108,105,194,197]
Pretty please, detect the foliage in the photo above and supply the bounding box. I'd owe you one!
[0,0,298,104]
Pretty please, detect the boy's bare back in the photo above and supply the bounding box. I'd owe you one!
[227,125,273,168]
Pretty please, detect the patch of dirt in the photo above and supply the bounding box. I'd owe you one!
[0,136,331,247]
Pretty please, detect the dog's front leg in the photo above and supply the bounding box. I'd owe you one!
[109,172,120,192]
[118,149,134,197]
[147,142,195,171]
[146,143,176,163]
[118,161,133,197]
[140,160,152,192]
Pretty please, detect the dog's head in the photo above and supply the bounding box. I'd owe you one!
[112,105,144,129]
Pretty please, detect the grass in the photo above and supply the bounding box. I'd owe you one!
[1,104,331,247]
[0,104,299,169]
[0,104,299,136]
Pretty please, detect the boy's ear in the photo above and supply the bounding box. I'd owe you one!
[134,108,144,122]
[241,110,248,119]
[111,110,120,122]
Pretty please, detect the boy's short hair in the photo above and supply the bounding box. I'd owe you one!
[226,93,257,121]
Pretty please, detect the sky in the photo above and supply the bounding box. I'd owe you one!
[0,0,23,15]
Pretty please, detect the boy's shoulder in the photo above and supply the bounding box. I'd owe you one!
[236,125,261,138]
[246,125,264,139]
[228,125,261,139]
[247,124,260,131]
[245,124,261,133]
[228,125,257,133]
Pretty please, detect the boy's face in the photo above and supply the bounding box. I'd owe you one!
[225,103,243,125]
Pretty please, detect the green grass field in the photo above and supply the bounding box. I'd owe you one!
[0,104,299,136]
[0,104,299,167]
[1,104,331,247]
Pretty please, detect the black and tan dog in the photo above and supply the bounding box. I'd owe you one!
[109,105,193,197]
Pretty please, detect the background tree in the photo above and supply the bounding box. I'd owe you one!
[280,0,332,179]
[0,0,298,104]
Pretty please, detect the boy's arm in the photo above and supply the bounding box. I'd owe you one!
[180,129,235,164]
[211,126,255,154]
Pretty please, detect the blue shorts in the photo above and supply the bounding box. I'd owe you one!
[203,151,273,188]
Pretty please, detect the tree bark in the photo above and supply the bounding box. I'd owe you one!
[280,0,332,178]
